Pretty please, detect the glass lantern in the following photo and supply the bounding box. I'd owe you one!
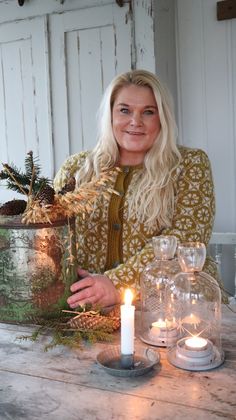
[140,235,180,347]
[166,242,224,371]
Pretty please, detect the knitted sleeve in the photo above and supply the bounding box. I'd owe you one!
[161,147,215,244]
[53,152,88,192]
[104,148,217,294]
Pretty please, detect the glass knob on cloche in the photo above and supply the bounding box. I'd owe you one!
[166,242,224,371]
[140,235,180,347]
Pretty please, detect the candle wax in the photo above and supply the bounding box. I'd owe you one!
[185,336,207,350]
[151,320,167,329]
[120,290,135,355]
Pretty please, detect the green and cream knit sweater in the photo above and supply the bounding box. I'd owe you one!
[54,146,220,295]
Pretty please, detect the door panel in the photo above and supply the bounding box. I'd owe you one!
[0,16,52,204]
[50,3,132,172]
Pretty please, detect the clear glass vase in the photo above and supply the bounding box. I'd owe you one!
[166,242,224,371]
[140,235,180,347]
[0,215,77,323]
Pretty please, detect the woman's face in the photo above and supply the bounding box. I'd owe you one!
[112,84,161,165]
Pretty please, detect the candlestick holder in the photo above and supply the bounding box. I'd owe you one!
[166,242,225,371]
[140,235,180,347]
[120,353,134,369]
[96,345,160,377]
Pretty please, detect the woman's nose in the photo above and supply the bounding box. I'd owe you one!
[130,112,143,126]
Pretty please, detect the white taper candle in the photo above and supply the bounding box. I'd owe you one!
[121,289,135,355]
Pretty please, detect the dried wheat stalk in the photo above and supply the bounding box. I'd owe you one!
[21,169,120,225]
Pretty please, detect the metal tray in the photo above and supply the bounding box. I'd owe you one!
[96,345,160,377]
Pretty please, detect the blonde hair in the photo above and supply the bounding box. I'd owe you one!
[76,69,181,228]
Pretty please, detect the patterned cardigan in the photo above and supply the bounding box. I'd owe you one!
[54,146,223,298]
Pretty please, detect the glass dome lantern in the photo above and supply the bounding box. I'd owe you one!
[140,235,180,347]
[166,242,224,371]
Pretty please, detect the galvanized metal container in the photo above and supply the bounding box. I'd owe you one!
[0,215,76,323]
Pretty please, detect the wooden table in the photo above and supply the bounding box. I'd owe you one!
[0,305,235,420]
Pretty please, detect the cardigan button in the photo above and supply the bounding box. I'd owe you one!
[112,261,120,268]
[115,190,124,197]
[123,167,130,174]
[113,223,121,231]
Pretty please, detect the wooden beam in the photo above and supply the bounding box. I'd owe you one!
[217,0,236,21]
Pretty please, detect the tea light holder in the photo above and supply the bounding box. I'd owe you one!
[140,235,180,347]
[166,242,225,371]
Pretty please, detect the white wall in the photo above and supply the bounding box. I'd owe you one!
[175,0,236,234]
[155,0,236,233]
[154,0,178,112]
[154,0,236,295]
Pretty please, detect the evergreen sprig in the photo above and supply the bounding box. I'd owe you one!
[25,151,40,179]
[0,163,29,195]
[0,151,51,197]
[17,314,115,352]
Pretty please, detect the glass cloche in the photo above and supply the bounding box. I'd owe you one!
[140,235,180,347]
[166,242,224,371]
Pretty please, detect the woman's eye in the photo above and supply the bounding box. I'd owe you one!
[120,108,129,114]
[144,109,154,115]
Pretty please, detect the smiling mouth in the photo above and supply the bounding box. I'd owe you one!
[126,131,145,135]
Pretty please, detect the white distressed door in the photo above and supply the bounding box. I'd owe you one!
[49,3,132,172]
[175,0,236,233]
[0,16,52,202]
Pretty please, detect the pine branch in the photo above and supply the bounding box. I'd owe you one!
[16,307,118,352]
[0,168,29,192]
[5,180,29,195]
[0,163,30,188]
[28,166,35,197]
[24,151,44,195]
[24,151,41,180]
[0,152,52,199]
[17,322,115,352]
[0,171,9,180]
[1,164,28,196]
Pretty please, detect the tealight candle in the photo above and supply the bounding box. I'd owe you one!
[120,289,135,356]
[185,336,208,351]
[152,319,167,329]
[149,319,178,345]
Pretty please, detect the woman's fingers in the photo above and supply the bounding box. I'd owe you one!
[70,276,94,293]
[67,287,97,308]
[67,274,121,308]
[77,267,90,278]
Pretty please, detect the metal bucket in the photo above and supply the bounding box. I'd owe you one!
[0,215,76,323]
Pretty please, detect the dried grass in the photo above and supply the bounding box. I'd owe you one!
[21,169,120,225]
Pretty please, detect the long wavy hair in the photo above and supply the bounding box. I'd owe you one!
[76,69,181,228]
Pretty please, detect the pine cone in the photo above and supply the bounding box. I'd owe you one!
[0,199,27,215]
[59,177,76,195]
[37,185,55,205]
[68,313,120,331]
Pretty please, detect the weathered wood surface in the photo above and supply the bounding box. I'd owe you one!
[0,305,235,420]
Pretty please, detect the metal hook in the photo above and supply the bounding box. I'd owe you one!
[18,0,25,6]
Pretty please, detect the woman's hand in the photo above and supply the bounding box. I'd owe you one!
[67,268,121,308]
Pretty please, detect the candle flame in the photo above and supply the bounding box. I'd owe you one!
[124,289,133,305]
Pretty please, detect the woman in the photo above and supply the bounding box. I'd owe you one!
[54,69,217,308]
